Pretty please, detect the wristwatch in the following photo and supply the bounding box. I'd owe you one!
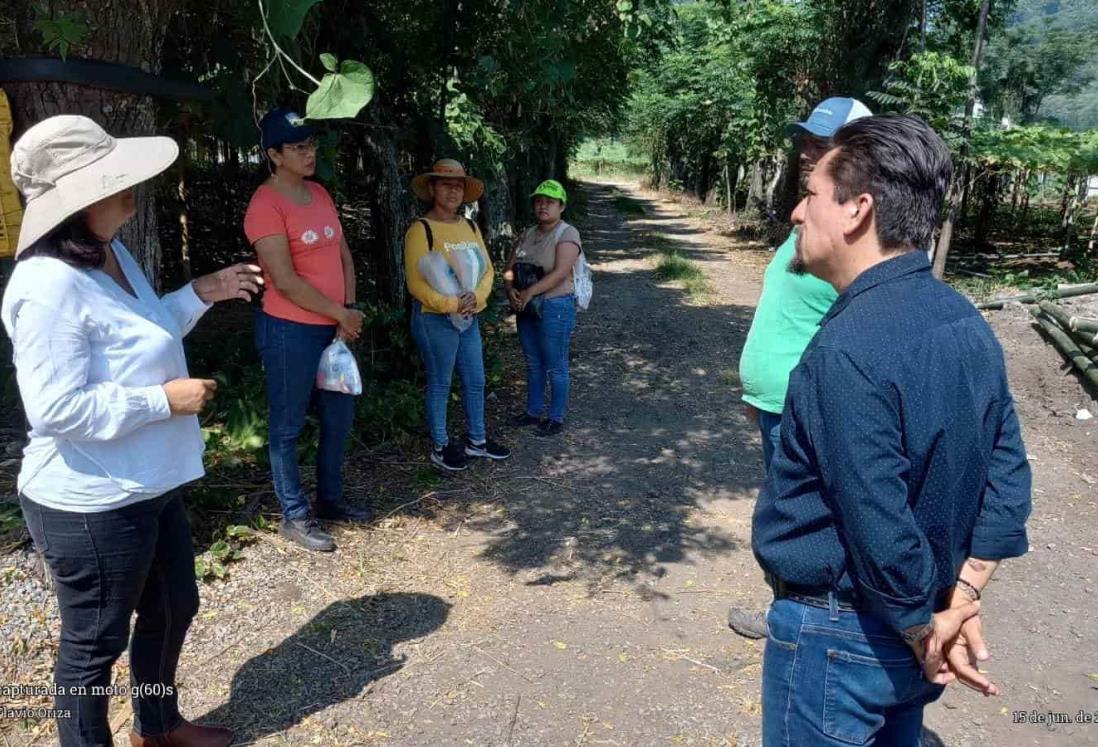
[902,622,933,644]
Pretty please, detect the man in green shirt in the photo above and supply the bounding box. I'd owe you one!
[729,97,872,639]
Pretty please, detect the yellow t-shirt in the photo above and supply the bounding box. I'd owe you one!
[404,218,494,314]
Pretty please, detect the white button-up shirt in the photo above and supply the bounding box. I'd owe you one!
[1,240,212,512]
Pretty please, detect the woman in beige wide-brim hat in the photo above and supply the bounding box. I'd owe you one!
[409,157,485,204]
[2,114,260,747]
[403,158,510,471]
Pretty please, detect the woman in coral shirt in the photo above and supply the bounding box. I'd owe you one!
[244,108,370,553]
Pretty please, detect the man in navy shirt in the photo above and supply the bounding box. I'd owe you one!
[753,115,1031,746]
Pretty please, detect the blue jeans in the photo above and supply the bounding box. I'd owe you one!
[759,408,782,472]
[516,295,576,423]
[255,312,355,520]
[410,303,486,448]
[762,597,944,746]
[21,490,198,745]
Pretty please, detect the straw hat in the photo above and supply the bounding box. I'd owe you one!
[411,158,484,204]
[10,115,178,256]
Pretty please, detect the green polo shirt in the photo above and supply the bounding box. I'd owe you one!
[738,231,837,414]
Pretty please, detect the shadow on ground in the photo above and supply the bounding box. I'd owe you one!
[427,181,766,596]
[196,592,449,741]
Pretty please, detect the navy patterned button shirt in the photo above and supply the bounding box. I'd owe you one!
[752,250,1032,634]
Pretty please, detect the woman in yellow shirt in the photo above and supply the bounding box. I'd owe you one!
[405,159,511,470]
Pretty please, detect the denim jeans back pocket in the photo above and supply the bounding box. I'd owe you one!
[822,648,921,745]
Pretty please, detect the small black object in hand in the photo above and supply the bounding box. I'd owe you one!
[512,262,544,291]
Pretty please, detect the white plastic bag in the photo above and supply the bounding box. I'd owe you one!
[316,337,363,395]
[417,252,474,331]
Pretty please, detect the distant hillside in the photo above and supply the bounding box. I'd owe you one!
[1012,0,1098,128]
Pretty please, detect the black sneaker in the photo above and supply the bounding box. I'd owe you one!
[279,516,336,552]
[464,435,512,460]
[536,420,564,437]
[315,501,374,524]
[431,442,469,472]
[510,412,543,427]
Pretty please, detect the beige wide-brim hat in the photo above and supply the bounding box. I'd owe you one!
[411,158,485,204]
[10,114,179,256]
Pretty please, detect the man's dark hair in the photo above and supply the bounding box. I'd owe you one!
[18,212,107,269]
[827,115,953,253]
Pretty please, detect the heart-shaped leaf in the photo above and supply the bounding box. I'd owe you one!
[306,58,376,120]
[264,0,323,40]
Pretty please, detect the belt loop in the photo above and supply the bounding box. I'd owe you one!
[828,591,839,621]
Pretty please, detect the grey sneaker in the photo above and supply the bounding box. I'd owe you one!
[279,516,336,552]
[727,606,768,639]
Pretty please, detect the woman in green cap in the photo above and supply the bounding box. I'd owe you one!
[504,179,582,436]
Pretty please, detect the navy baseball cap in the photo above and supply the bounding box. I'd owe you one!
[788,97,872,138]
[259,108,316,150]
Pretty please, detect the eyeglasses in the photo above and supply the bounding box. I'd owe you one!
[284,138,318,153]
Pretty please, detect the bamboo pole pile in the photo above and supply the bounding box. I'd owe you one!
[976,283,1098,310]
[1029,302,1098,391]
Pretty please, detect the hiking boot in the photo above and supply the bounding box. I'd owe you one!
[510,412,543,427]
[315,501,374,524]
[464,435,512,460]
[536,420,564,437]
[727,606,768,639]
[278,516,336,552]
[431,442,469,472]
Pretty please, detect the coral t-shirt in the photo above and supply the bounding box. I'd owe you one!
[243,181,345,325]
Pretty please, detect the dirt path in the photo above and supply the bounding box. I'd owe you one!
[4,180,1097,746]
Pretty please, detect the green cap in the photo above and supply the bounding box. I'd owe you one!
[530,179,567,204]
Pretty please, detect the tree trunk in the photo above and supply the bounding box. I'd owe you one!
[746,160,766,214]
[932,0,992,278]
[1088,209,1098,256]
[920,0,928,51]
[765,158,786,215]
[177,167,191,281]
[724,163,736,217]
[1018,176,1033,229]
[1060,174,1083,254]
[480,165,514,264]
[357,119,412,307]
[5,0,183,290]
[1009,168,1026,215]
[776,146,801,227]
[974,172,998,250]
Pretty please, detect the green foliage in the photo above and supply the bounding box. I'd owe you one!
[194,524,257,582]
[444,82,507,174]
[970,125,1098,173]
[623,1,818,197]
[202,365,269,467]
[263,0,324,40]
[32,3,87,60]
[654,251,703,282]
[570,138,649,178]
[0,503,22,537]
[306,55,376,120]
[981,0,1098,126]
[254,0,376,122]
[981,16,1096,124]
[654,250,709,298]
[868,52,974,133]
